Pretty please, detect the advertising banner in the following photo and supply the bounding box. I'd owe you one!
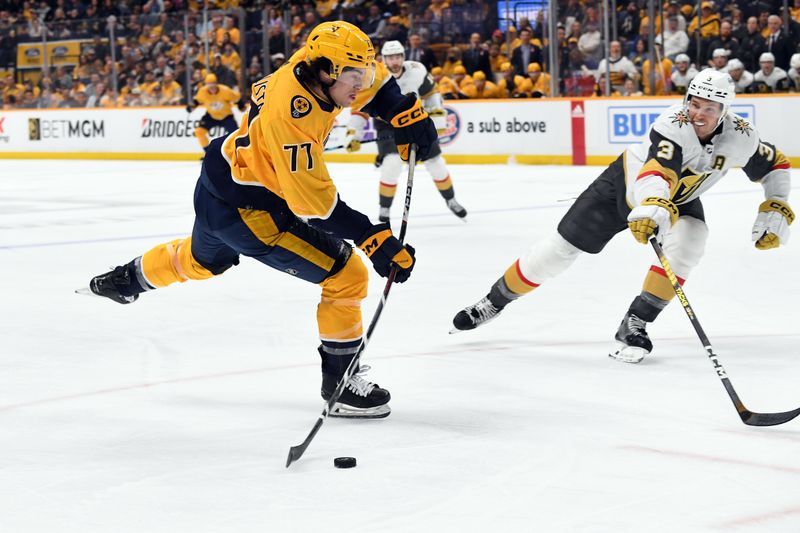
[582,96,796,163]
[16,40,87,69]
[0,96,797,164]
[327,100,572,163]
[0,107,235,158]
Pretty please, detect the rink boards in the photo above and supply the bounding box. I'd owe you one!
[0,95,796,164]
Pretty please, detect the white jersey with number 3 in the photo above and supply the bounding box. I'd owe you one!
[623,103,767,206]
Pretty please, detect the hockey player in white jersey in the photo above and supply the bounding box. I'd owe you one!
[753,52,791,93]
[347,40,467,222]
[788,53,800,91]
[727,59,754,93]
[452,70,793,364]
[671,54,698,94]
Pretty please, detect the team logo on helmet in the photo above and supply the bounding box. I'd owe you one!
[291,95,312,119]
[733,116,752,136]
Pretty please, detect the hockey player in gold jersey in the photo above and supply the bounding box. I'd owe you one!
[188,73,243,151]
[87,22,438,419]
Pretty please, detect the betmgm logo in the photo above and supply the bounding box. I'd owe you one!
[29,118,105,140]
[607,105,756,144]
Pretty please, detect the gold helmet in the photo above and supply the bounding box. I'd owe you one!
[305,21,376,87]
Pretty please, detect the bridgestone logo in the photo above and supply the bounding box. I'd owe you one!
[141,118,196,138]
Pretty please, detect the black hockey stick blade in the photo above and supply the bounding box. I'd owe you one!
[286,417,323,467]
[724,379,800,426]
[740,407,800,426]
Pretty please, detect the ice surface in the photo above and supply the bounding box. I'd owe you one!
[1,159,799,532]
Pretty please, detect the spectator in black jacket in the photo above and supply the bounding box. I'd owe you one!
[618,1,640,50]
[737,16,766,72]
[510,28,542,76]
[764,14,794,70]
[362,4,386,41]
[406,33,437,71]
[462,32,492,79]
[706,20,740,64]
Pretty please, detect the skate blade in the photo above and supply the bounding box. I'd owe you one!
[608,342,648,364]
[328,402,391,419]
[74,287,97,297]
[75,286,137,304]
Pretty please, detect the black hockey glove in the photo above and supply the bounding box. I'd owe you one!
[389,94,438,162]
[356,223,416,283]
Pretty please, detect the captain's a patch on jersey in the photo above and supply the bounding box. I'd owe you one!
[291,95,312,118]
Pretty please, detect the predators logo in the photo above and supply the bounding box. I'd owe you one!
[291,95,312,119]
[670,110,691,128]
[733,116,752,136]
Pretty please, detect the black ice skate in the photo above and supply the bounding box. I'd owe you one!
[378,207,391,223]
[609,312,653,363]
[451,296,504,332]
[446,198,467,219]
[321,366,391,419]
[88,265,139,304]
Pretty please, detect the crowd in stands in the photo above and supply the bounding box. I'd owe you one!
[1,0,800,110]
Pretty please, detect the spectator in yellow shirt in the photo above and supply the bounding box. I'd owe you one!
[496,62,527,97]
[396,3,412,28]
[500,26,522,55]
[429,0,450,18]
[641,45,674,94]
[688,2,721,39]
[139,71,160,96]
[220,43,241,73]
[519,62,551,97]
[432,66,459,99]
[489,43,509,77]
[451,65,474,92]
[160,71,184,105]
[441,47,464,76]
[461,71,500,98]
[210,15,241,46]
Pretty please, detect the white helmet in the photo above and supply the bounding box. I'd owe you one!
[684,68,735,125]
[727,58,744,72]
[791,53,800,70]
[759,52,775,64]
[381,40,405,57]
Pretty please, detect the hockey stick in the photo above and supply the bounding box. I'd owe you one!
[323,134,394,152]
[286,144,418,467]
[650,237,800,426]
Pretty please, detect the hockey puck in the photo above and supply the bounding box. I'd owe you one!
[334,457,357,469]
